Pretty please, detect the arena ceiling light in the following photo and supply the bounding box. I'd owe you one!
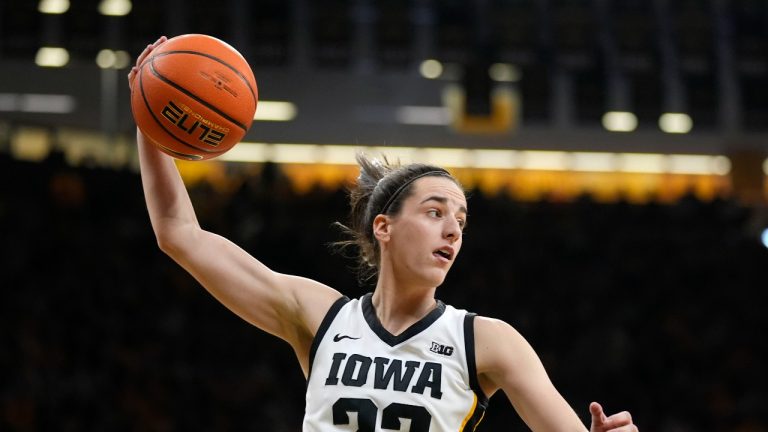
[419,59,443,79]
[659,113,693,134]
[253,101,297,121]
[488,63,521,82]
[98,0,131,16]
[221,143,357,165]
[470,149,518,169]
[222,143,731,176]
[570,152,616,172]
[35,47,69,67]
[38,0,69,14]
[96,49,131,69]
[520,150,569,171]
[668,154,730,175]
[602,111,638,132]
[617,153,665,173]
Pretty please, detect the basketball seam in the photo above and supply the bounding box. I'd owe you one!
[160,49,258,105]
[138,65,227,158]
[148,51,253,132]
[155,49,258,106]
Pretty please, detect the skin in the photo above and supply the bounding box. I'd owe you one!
[129,36,638,432]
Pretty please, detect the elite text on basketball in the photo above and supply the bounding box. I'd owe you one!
[161,101,228,147]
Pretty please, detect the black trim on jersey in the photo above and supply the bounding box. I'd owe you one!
[361,292,446,347]
[307,295,350,384]
[463,313,489,431]
[464,313,489,405]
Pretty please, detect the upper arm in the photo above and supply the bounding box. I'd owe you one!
[474,317,587,432]
[161,224,343,363]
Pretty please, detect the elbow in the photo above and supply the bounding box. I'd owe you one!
[155,232,179,256]
[154,224,194,258]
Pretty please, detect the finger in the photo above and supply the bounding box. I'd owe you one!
[135,36,167,68]
[137,44,152,63]
[149,36,167,52]
[127,66,138,88]
[590,402,607,425]
[601,411,634,430]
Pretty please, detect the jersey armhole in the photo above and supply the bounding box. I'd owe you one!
[464,313,489,406]
[307,295,350,382]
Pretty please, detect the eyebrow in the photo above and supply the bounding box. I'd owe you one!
[420,196,468,215]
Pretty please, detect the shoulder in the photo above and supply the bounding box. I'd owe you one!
[473,316,532,364]
[298,285,349,337]
[474,316,533,359]
[472,316,543,396]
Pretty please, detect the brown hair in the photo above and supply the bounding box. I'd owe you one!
[334,153,462,283]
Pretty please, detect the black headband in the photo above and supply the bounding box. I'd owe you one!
[379,170,450,215]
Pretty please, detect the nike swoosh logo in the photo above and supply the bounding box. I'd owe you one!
[333,333,361,342]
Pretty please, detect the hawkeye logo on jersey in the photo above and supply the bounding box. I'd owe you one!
[429,342,454,356]
[161,101,229,147]
[325,353,443,400]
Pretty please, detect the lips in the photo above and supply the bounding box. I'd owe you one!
[433,246,454,261]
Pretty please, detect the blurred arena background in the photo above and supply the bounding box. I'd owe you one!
[1,0,767,430]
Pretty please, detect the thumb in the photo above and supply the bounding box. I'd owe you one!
[590,402,607,425]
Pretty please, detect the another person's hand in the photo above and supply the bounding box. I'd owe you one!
[589,402,638,432]
[127,36,167,91]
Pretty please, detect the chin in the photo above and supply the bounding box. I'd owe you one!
[422,270,449,288]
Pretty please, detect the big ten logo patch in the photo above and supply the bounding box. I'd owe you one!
[429,342,454,356]
[161,101,229,147]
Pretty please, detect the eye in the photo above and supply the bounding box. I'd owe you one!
[457,218,466,229]
[427,209,442,218]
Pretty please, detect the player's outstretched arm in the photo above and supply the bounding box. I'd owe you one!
[474,317,638,432]
[129,37,341,374]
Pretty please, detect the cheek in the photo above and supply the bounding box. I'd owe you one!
[399,225,430,256]
[403,219,430,237]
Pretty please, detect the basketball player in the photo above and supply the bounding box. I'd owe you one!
[129,37,638,431]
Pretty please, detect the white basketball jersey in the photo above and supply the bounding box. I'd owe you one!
[303,293,487,432]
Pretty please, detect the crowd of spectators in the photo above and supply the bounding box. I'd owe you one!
[1,152,766,431]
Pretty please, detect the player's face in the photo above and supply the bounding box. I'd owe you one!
[384,176,467,288]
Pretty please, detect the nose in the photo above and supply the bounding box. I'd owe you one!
[443,218,462,243]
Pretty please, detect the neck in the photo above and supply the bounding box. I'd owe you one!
[372,269,438,336]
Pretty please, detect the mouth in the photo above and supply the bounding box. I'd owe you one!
[433,246,454,262]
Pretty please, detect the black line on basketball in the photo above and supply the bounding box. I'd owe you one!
[153,49,258,105]
[148,52,251,132]
[138,64,227,156]
[155,141,204,161]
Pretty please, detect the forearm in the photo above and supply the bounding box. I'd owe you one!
[137,130,200,250]
[509,388,587,432]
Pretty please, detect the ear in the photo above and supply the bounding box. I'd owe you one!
[372,214,391,244]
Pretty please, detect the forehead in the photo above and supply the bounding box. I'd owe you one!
[409,176,467,209]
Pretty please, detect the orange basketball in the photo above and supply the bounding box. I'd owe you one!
[131,34,258,161]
